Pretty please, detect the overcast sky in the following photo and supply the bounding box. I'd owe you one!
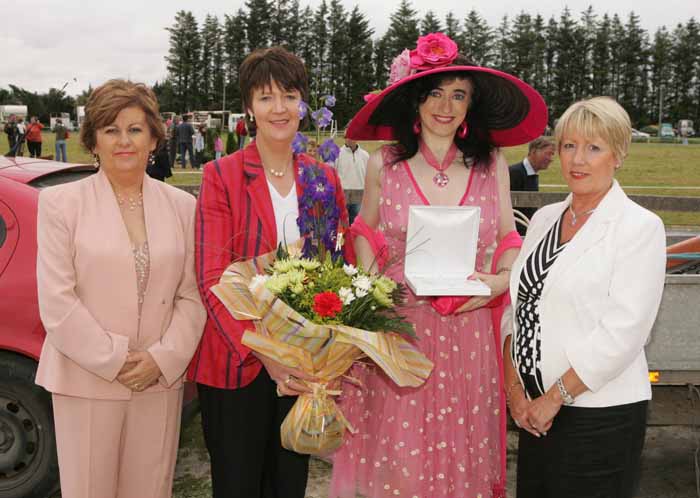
[1,0,698,95]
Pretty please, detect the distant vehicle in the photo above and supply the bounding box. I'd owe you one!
[75,106,86,129]
[631,128,650,138]
[0,105,28,124]
[677,119,694,137]
[49,112,73,131]
[660,123,675,139]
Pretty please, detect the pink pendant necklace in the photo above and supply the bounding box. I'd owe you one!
[419,140,458,188]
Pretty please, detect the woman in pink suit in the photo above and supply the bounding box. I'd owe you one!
[35,79,206,498]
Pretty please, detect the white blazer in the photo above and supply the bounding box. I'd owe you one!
[505,180,666,407]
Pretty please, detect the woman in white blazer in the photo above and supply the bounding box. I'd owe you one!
[502,97,666,498]
[36,80,206,498]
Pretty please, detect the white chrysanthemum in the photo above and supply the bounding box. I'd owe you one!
[355,288,369,298]
[338,287,356,305]
[352,275,372,291]
[343,264,359,276]
[249,274,270,292]
[298,258,321,271]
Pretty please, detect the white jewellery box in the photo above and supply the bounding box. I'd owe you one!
[404,205,491,296]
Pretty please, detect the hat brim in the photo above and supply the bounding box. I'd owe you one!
[346,65,548,147]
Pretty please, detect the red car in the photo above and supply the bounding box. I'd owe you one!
[0,157,198,498]
[0,157,96,498]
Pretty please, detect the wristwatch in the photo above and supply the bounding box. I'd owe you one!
[556,377,575,405]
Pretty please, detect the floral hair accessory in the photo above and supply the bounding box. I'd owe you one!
[388,49,415,85]
[409,33,458,70]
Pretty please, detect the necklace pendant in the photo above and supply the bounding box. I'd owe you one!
[433,171,449,188]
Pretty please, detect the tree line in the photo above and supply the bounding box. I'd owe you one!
[2,1,698,130]
[160,0,699,129]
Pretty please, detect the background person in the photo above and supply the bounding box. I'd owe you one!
[168,115,181,167]
[26,116,43,158]
[509,137,555,234]
[188,46,349,498]
[177,115,195,168]
[503,97,666,498]
[35,79,206,498]
[214,130,224,160]
[15,117,26,156]
[334,136,368,224]
[193,123,206,169]
[54,118,69,162]
[235,116,247,149]
[147,123,174,182]
[4,114,18,155]
[330,32,547,498]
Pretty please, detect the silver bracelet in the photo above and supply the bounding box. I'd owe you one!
[556,377,575,405]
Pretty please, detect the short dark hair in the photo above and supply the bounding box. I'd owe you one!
[383,56,496,170]
[81,79,165,152]
[239,46,309,133]
[528,136,554,153]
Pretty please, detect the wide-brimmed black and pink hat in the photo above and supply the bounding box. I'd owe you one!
[346,33,548,147]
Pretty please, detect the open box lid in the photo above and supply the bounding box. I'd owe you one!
[404,205,490,296]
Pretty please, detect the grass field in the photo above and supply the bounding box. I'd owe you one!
[4,132,699,225]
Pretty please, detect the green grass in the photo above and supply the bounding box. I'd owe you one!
[5,132,698,226]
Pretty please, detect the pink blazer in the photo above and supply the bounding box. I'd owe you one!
[35,170,206,400]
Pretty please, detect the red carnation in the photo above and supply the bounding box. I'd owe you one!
[313,291,343,318]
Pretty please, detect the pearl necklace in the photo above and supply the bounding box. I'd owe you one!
[568,204,595,226]
[267,161,290,178]
[116,192,143,211]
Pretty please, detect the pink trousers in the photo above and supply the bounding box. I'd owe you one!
[52,389,183,498]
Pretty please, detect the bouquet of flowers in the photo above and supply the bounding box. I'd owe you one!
[211,161,433,455]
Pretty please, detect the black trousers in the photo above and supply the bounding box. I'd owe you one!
[198,369,309,498]
[517,400,647,498]
[27,140,41,158]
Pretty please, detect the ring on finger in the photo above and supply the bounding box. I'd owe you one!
[284,376,293,385]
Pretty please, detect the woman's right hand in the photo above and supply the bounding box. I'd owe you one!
[508,386,542,438]
[255,353,316,396]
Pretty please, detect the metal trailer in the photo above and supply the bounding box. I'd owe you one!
[646,238,700,425]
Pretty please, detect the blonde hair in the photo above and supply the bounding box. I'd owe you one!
[554,97,631,162]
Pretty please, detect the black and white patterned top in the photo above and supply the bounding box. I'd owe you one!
[512,215,568,398]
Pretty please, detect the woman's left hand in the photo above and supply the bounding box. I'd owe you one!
[524,390,563,435]
[455,271,509,313]
[117,351,162,392]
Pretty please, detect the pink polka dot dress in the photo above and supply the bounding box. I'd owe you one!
[330,151,504,498]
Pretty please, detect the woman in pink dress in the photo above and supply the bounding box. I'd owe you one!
[330,33,548,498]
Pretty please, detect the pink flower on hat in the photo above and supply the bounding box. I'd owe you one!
[388,49,415,85]
[409,33,458,70]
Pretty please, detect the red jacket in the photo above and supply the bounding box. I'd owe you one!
[187,142,349,389]
[235,119,248,136]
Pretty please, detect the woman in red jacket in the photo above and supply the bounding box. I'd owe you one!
[188,46,349,498]
[25,116,43,157]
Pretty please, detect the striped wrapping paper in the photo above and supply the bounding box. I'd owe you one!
[211,250,434,455]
